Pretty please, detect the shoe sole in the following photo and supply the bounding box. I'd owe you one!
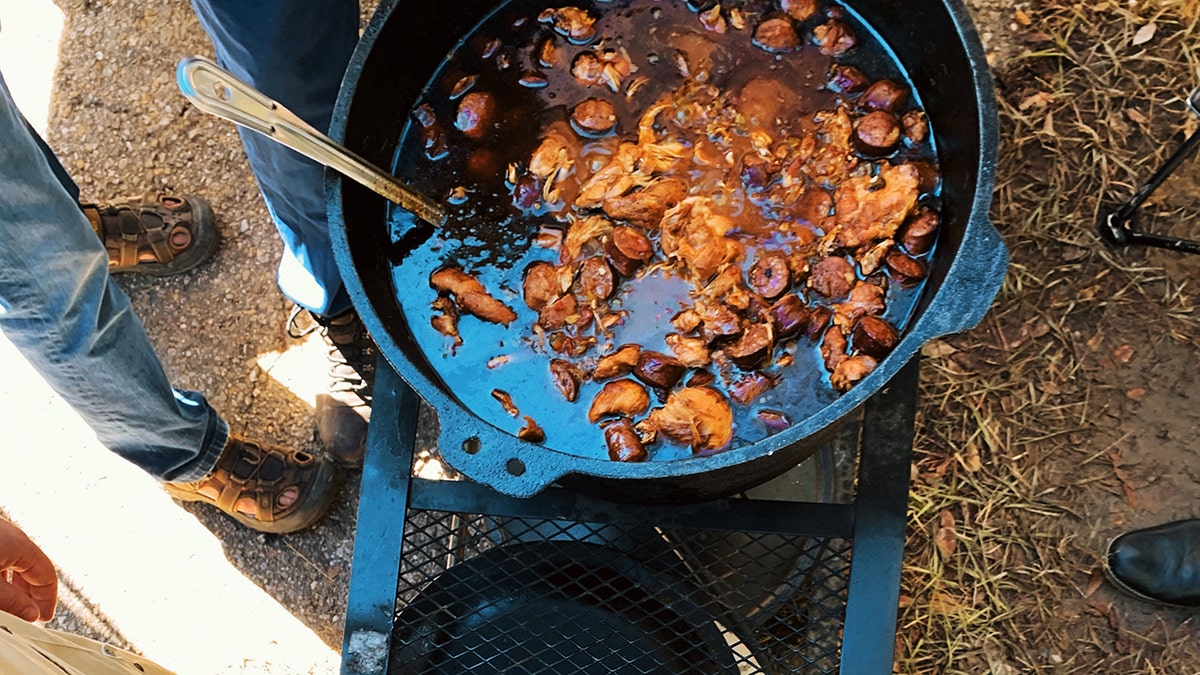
[167,460,341,535]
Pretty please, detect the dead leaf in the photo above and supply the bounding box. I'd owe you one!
[1125,108,1149,125]
[1132,22,1157,46]
[1014,8,1032,26]
[1107,450,1141,510]
[930,590,966,615]
[1043,111,1056,136]
[897,594,913,608]
[934,510,957,558]
[1084,568,1105,598]
[1112,344,1134,364]
[960,439,983,472]
[1061,245,1088,261]
[921,339,957,358]
[1026,318,1051,338]
[1018,91,1054,111]
[1038,380,1062,395]
[1126,387,1146,401]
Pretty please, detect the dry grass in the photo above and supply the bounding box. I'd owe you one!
[896,0,1200,672]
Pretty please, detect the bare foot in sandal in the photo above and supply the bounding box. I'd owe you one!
[82,192,218,276]
[163,437,339,534]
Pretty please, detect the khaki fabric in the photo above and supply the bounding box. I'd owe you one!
[0,611,175,675]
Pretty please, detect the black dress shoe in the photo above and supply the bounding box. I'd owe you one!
[1104,518,1200,607]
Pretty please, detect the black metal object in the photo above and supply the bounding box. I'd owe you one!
[325,0,1006,502]
[1099,86,1200,255]
[340,356,918,675]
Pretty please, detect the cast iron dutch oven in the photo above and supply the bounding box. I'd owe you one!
[327,0,1008,503]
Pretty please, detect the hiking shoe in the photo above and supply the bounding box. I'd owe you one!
[164,437,339,534]
[289,306,376,467]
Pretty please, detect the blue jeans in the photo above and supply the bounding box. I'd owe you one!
[0,73,227,483]
[190,0,360,318]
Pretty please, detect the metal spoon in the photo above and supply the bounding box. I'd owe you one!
[176,56,446,228]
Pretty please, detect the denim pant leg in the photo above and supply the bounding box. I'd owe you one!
[0,73,227,483]
[190,0,360,318]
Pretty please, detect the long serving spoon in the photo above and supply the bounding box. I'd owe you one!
[176,56,446,228]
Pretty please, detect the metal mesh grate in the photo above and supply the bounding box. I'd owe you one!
[389,510,852,674]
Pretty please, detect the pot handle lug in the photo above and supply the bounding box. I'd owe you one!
[435,408,569,498]
[914,217,1009,340]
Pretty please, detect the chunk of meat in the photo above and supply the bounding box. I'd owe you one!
[695,300,743,342]
[603,178,687,228]
[671,308,703,333]
[538,293,580,330]
[576,142,640,208]
[455,92,496,140]
[885,250,928,285]
[820,326,849,372]
[593,344,640,380]
[491,389,519,417]
[767,294,810,339]
[562,215,614,263]
[537,36,563,68]
[830,163,920,249]
[794,107,856,186]
[603,418,647,462]
[781,0,818,21]
[665,333,712,367]
[572,98,618,134]
[729,371,774,405]
[828,64,869,94]
[898,207,939,255]
[795,187,832,229]
[853,315,900,359]
[901,110,928,145]
[660,197,744,283]
[529,123,580,183]
[634,351,687,389]
[748,251,791,299]
[572,51,606,88]
[605,225,654,276]
[806,306,834,340]
[809,256,856,299]
[588,379,650,422]
[578,257,616,301]
[698,5,727,33]
[699,265,751,309]
[523,261,563,311]
[430,296,461,346]
[457,292,518,326]
[753,16,800,52]
[687,369,717,387]
[834,282,886,330]
[741,153,776,190]
[758,409,791,433]
[549,358,584,402]
[518,416,546,443]
[831,354,878,391]
[430,267,488,296]
[727,322,774,369]
[813,20,856,56]
[853,111,901,156]
[571,47,636,92]
[857,239,894,276]
[538,6,597,43]
[859,79,910,114]
[647,387,733,453]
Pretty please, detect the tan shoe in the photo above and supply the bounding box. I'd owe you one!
[164,437,339,534]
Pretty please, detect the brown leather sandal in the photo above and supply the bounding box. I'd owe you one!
[82,193,218,276]
[163,437,339,534]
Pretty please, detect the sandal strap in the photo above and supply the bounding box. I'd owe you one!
[90,194,190,267]
[117,205,142,268]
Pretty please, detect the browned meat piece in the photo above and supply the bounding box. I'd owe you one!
[572,51,606,88]
[671,308,703,334]
[810,256,856,299]
[753,16,800,52]
[757,409,791,433]
[687,369,717,387]
[831,354,878,391]
[576,143,640,208]
[603,418,647,462]
[518,416,546,443]
[458,292,518,326]
[741,154,775,190]
[730,371,774,405]
[594,344,640,380]
[634,351,687,389]
[647,387,733,453]
[781,0,818,21]
[795,187,832,229]
[523,261,562,311]
[431,296,461,346]
[828,64,869,94]
[834,282,886,329]
[898,207,939,255]
[572,98,618,135]
[748,251,791,299]
[699,265,751,309]
[728,323,774,369]
[491,389,519,417]
[830,163,920,248]
[449,75,477,99]
[539,293,580,330]
[806,306,833,340]
[562,215,614,263]
[588,379,650,422]
[665,333,712,367]
[511,174,542,210]
[537,36,562,68]
[538,6,597,43]
[603,178,687,229]
[698,5,727,33]
[853,111,901,156]
[853,316,900,359]
[901,110,928,145]
[696,301,743,342]
[794,107,856,186]
[549,331,596,357]
[859,79,910,114]
[549,358,584,402]
[909,159,941,195]
[813,20,856,56]
[430,267,488,296]
[660,198,743,283]
[455,92,496,140]
[820,326,849,372]
[885,250,928,285]
[768,294,810,339]
[414,104,448,159]
[578,257,616,301]
[605,226,654,276]
[857,239,893,276]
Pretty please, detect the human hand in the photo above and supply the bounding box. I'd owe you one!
[0,517,56,622]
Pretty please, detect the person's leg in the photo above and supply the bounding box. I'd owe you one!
[189,0,359,318]
[0,73,225,483]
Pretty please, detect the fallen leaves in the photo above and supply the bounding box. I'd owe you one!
[1132,22,1157,46]
[1084,568,1105,598]
[934,510,958,558]
[1107,450,1141,510]
[1112,344,1135,364]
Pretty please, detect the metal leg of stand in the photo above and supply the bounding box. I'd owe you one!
[341,362,420,675]
[838,357,919,675]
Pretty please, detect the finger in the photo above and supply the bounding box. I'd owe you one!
[0,579,41,622]
[11,573,55,622]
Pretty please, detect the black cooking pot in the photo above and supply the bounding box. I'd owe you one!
[327,0,1007,502]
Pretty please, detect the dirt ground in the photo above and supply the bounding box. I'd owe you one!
[24,0,1200,672]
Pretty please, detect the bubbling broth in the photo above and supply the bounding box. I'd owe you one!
[390,0,941,462]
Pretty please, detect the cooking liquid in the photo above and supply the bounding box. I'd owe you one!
[389,0,938,461]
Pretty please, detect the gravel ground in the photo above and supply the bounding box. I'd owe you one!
[24,0,1028,671]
